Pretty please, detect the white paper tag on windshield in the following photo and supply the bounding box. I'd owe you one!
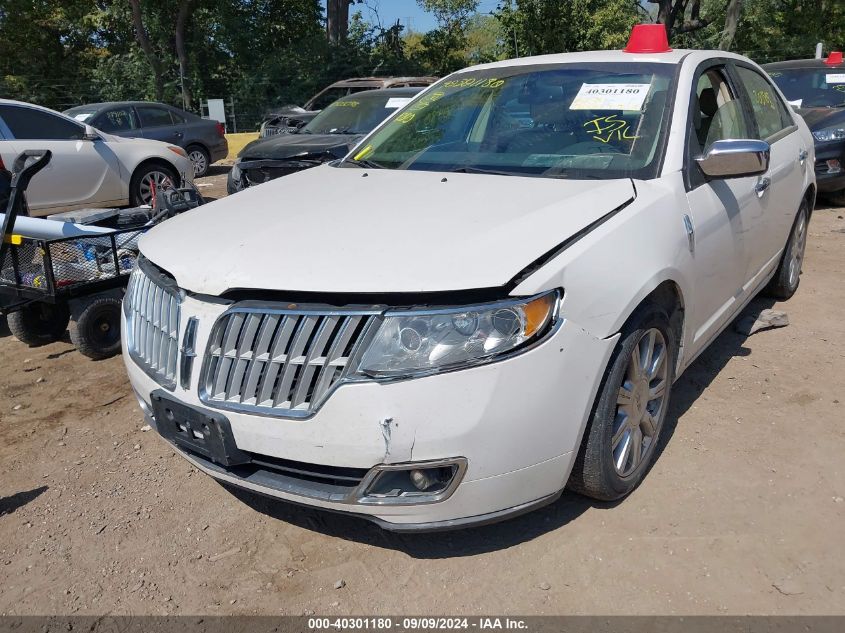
[826,73,845,84]
[73,113,92,121]
[570,83,650,111]
[385,97,413,109]
[788,98,803,107]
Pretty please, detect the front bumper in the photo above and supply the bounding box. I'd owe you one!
[122,292,615,530]
[813,140,845,193]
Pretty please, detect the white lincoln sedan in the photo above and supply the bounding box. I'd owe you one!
[122,26,815,531]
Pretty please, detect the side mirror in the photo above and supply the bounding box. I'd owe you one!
[83,124,100,141]
[696,139,770,178]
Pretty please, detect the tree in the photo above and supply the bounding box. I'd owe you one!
[412,0,479,74]
[649,0,711,38]
[496,0,641,58]
[327,0,356,42]
[128,0,165,100]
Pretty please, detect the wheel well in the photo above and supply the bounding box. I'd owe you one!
[185,142,209,155]
[131,158,179,185]
[628,281,685,371]
[804,184,816,218]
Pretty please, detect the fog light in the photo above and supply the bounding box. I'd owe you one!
[357,459,467,505]
[826,159,842,174]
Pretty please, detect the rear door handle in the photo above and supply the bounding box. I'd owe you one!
[755,177,771,196]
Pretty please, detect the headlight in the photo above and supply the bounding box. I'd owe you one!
[813,126,845,142]
[357,291,559,378]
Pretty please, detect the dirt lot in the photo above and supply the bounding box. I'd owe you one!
[1,176,844,615]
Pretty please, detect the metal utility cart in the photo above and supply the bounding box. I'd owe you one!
[0,150,202,359]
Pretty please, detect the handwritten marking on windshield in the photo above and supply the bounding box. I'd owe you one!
[583,115,638,143]
[443,77,505,89]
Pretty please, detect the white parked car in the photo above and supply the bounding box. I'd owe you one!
[122,26,815,531]
[0,99,193,217]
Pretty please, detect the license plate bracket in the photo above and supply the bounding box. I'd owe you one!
[150,390,250,467]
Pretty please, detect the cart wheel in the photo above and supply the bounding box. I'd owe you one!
[7,302,70,346]
[69,296,123,360]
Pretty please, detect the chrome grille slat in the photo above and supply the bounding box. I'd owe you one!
[201,308,378,417]
[125,264,181,389]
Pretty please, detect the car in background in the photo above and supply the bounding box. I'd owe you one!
[63,101,228,177]
[228,87,422,194]
[765,52,845,204]
[259,76,437,137]
[0,99,193,217]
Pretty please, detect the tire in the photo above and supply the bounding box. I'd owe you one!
[68,296,123,360]
[764,201,809,300]
[568,303,676,501]
[7,302,70,346]
[129,163,177,207]
[187,144,210,177]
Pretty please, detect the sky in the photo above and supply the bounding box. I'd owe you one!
[321,0,503,34]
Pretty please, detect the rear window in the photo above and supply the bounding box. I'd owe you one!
[137,106,175,127]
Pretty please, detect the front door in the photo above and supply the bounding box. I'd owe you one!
[683,65,762,357]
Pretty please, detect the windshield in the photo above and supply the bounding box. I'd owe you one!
[63,107,98,123]
[303,93,415,135]
[769,68,845,108]
[343,63,675,180]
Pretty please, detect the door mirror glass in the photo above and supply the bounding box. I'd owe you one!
[83,124,100,141]
[696,139,770,178]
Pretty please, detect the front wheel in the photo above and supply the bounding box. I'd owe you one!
[7,302,70,346]
[130,163,177,207]
[764,201,809,300]
[68,296,123,360]
[568,304,676,501]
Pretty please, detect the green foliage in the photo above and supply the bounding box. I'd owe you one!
[496,0,641,57]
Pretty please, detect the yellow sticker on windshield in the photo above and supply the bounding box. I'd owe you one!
[584,115,638,143]
[354,145,374,160]
[443,77,505,89]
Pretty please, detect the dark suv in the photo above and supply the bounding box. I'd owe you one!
[64,101,228,177]
[259,76,437,137]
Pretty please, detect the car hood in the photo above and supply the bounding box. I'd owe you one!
[240,133,362,161]
[139,167,636,295]
[797,106,845,130]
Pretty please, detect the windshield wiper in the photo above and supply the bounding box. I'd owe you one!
[342,158,384,169]
[449,166,520,176]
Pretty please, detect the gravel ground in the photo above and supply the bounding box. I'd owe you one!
[1,182,843,616]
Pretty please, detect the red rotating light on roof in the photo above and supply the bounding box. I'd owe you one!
[825,51,843,66]
[624,24,672,54]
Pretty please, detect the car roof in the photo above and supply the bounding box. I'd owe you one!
[461,48,731,70]
[326,77,438,88]
[64,101,188,112]
[763,58,845,71]
[337,87,424,98]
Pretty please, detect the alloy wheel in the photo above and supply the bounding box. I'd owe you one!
[612,328,668,477]
[787,211,807,289]
[189,150,208,176]
[138,170,174,206]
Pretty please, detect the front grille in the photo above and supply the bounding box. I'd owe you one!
[125,261,182,389]
[200,308,378,417]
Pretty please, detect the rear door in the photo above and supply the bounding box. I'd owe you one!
[137,105,184,145]
[732,63,808,280]
[91,106,142,139]
[0,104,124,215]
[683,64,762,356]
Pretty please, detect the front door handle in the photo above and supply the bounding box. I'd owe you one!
[798,148,808,165]
[755,177,771,196]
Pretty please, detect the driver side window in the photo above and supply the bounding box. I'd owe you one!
[692,68,749,154]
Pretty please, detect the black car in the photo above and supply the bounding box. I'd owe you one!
[228,87,422,194]
[765,54,845,204]
[63,101,228,177]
